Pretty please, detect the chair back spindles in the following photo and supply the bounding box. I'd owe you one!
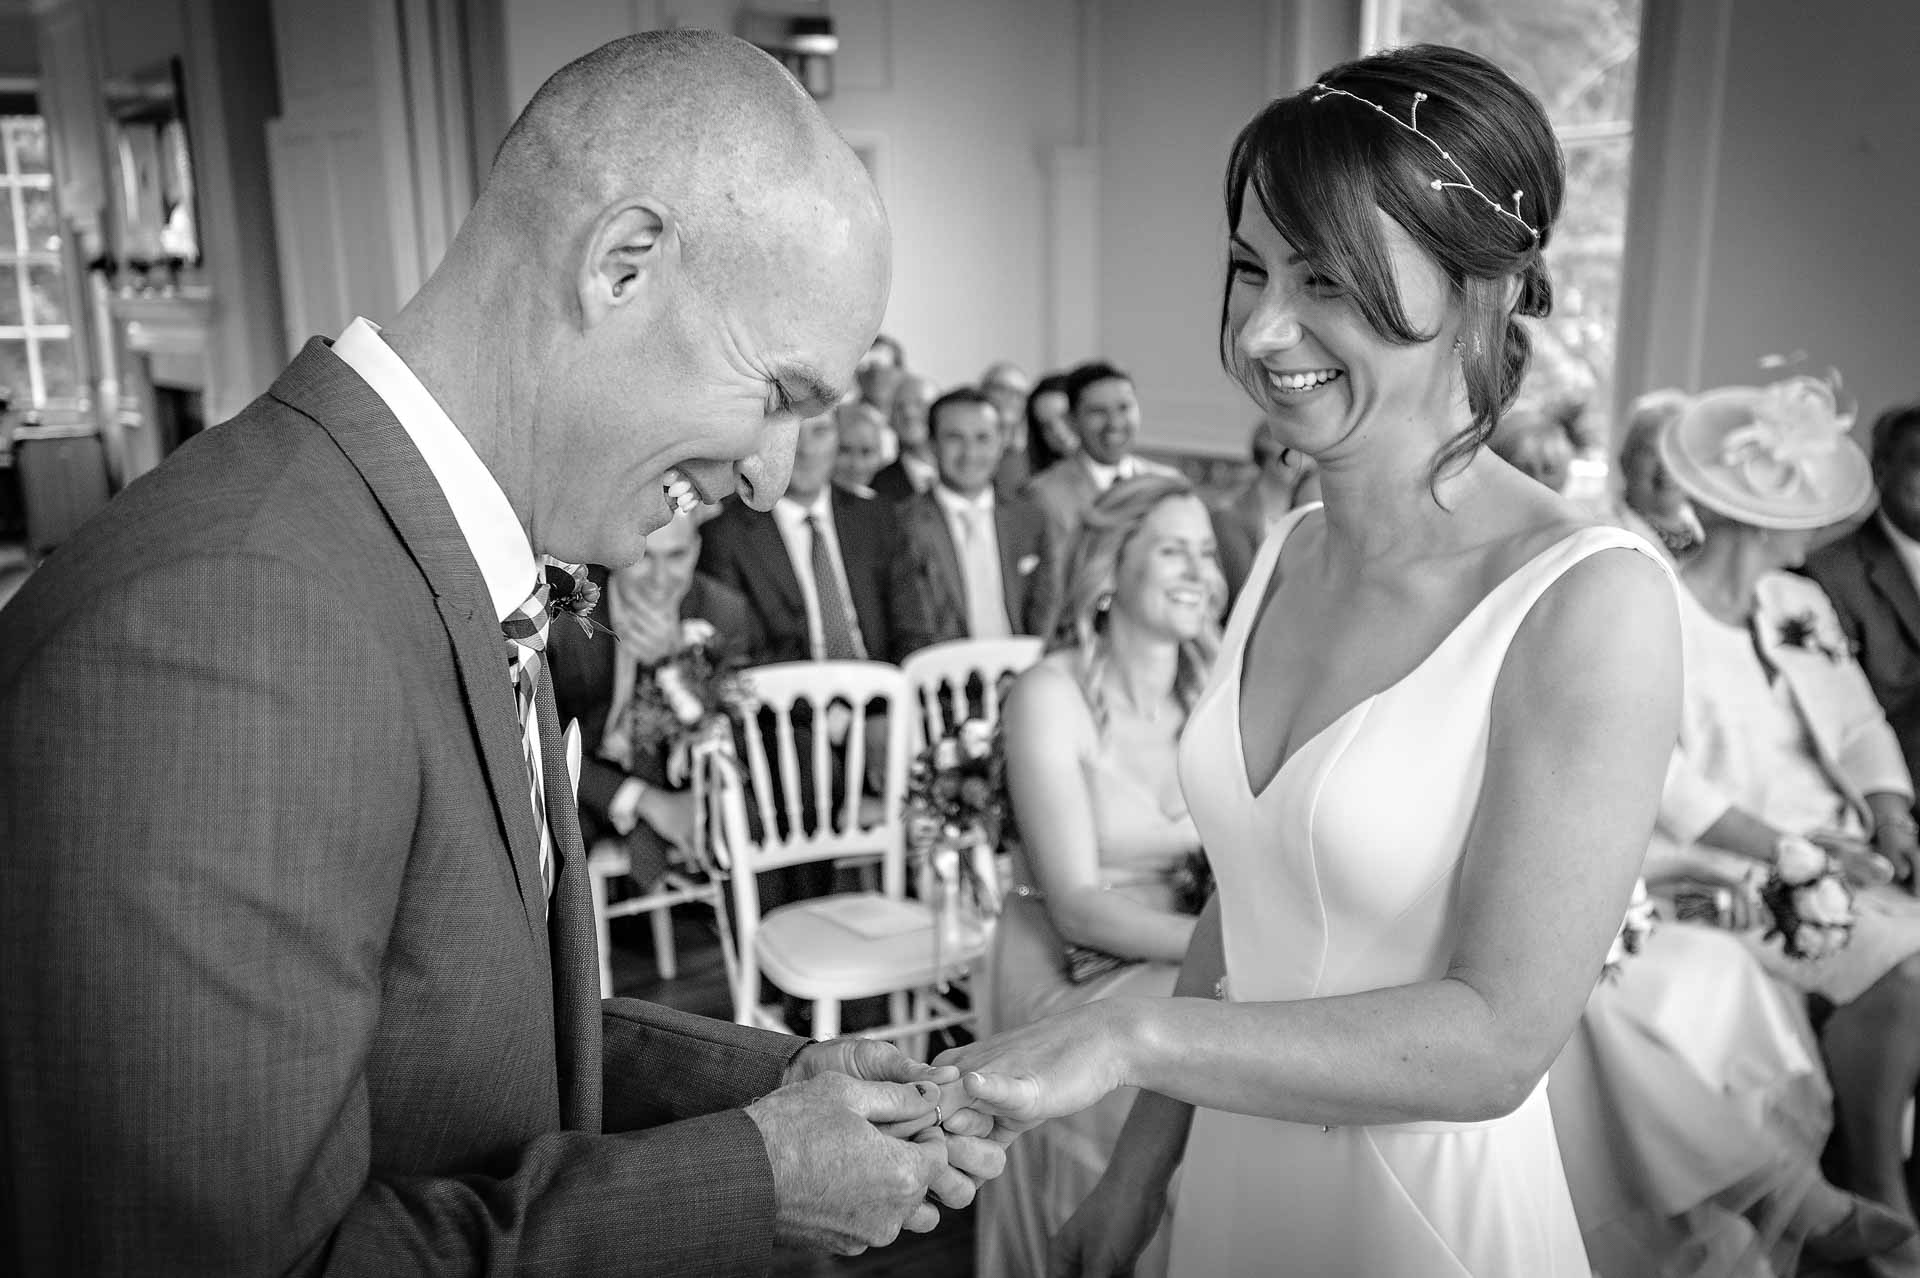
[901,636,1046,750]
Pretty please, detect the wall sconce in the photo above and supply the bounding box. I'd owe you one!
[739,10,838,99]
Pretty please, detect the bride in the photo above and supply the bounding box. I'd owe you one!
[938,43,1681,1276]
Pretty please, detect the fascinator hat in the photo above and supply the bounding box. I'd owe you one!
[1658,375,1872,531]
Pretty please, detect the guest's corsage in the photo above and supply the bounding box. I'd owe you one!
[1602,879,1657,982]
[1760,837,1856,960]
[1776,609,1848,663]
[620,618,750,784]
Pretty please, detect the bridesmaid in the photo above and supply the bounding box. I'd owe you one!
[975,474,1225,1278]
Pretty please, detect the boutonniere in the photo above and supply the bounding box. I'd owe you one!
[544,560,612,638]
[1776,609,1846,663]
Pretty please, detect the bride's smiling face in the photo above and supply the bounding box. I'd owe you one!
[1224,194,1461,462]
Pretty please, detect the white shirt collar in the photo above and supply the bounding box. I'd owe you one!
[774,487,835,529]
[1082,454,1133,493]
[934,484,995,516]
[332,317,536,623]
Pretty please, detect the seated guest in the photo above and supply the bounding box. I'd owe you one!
[698,404,911,666]
[974,474,1225,1278]
[894,388,1057,655]
[1027,360,1179,601]
[870,373,940,503]
[1806,401,1920,787]
[981,360,1034,496]
[831,399,889,495]
[1646,379,1920,1271]
[1615,388,1704,560]
[857,332,905,416]
[1552,900,1905,1274]
[1023,372,1075,478]
[1214,417,1320,601]
[549,511,759,888]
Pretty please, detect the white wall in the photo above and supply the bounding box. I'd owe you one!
[1618,0,1920,436]
[1094,0,1267,459]
[499,0,1081,394]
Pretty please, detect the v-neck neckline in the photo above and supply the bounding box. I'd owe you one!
[1233,511,1587,799]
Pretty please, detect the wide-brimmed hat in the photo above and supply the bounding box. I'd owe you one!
[1658,376,1871,531]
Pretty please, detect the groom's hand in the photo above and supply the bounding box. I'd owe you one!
[782,1036,1000,1198]
[785,1035,957,1092]
[746,1073,951,1255]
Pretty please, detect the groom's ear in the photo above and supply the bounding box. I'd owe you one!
[578,200,675,328]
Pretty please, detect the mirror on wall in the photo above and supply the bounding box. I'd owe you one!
[102,58,199,288]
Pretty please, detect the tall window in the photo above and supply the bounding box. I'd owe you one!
[0,116,77,411]
[1369,0,1642,437]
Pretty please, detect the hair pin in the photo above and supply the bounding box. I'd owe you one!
[1310,82,1539,242]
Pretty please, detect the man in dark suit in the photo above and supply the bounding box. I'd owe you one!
[1806,401,1920,790]
[896,388,1057,654]
[698,403,915,666]
[549,511,760,886]
[0,32,1000,1275]
[869,373,938,505]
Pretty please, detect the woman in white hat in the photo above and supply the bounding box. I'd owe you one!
[1648,375,1920,1273]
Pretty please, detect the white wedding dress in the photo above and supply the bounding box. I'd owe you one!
[1167,505,1663,1276]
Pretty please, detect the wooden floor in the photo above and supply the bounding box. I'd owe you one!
[608,910,977,1278]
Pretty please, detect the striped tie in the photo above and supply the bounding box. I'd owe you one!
[502,578,555,903]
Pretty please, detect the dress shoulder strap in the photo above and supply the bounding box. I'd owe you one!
[1220,503,1322,653]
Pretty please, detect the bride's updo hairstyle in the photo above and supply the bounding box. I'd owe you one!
[1221,44,1564,483]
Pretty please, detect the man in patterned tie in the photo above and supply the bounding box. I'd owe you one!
[0,30,1003,1276]
[698,403,914,667]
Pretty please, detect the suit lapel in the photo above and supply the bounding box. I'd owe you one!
[995,505,1028,622]
[745,507,806,620]
[535,671,601,1132]
[1863,521,1920,653]
[913,497,966,626]
[271,339,545,942]
[832,490,886,650]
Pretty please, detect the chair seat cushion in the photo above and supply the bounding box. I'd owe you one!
[757,892,987,1000]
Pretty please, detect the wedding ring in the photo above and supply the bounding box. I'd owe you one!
[934,1103,944,1127]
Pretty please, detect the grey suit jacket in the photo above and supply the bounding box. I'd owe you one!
[893,490,1057,653]
[0,339,803,1275]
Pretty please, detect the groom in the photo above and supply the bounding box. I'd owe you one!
[0,31,1002,1275]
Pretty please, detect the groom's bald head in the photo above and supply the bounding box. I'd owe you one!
[480,29,884,301]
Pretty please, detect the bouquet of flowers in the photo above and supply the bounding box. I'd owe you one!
[903,718,1010,982]
[1759,848,1856,961]
[619,618,753,785]
[1601,878,1658,982]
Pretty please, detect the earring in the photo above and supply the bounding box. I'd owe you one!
[1096,592,1113,614]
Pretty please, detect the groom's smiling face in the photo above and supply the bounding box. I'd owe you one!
[531,142,890,570]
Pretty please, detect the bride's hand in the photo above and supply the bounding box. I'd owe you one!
[933,1001,1135,1140]
[1050,1174,1168,1277]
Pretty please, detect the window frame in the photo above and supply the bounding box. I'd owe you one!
[0,115,76,410]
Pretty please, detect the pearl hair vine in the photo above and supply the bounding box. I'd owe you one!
[1310,82,1540,243]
